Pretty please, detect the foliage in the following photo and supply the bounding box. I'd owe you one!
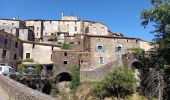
[62,42,70,49]
[34,64,41,75]
[91,67,136,99]
[70,66,80,92]
[18,58,33,63]
[129,48,144,53]
[140,0,170,99]
[17,64,25,72]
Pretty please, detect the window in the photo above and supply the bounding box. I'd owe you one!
[15,42,18,48]
[75,27,77,31]
[0,67,2,71]
[63,61,67,64]
[26,53,30,59]
[13,54,17,60]
[96,45,104,51]
[37,33,39,36]
[2,50,7,58]
[127,40,129,42]
[115,46,122,52]
[64,52,67,56]
[37,27,39,30]
[85,27,89,33]
[136,40,138,44]
[57,33,60,35]
[12,23,14,25]
[99,57,104,64]
[4,38,7,45]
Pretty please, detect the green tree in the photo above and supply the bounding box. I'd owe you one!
[92,67,136,100]
[140,1,170,99]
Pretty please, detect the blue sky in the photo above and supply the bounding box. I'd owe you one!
[0,0,154,41]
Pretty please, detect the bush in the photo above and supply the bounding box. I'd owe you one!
[70,66,80,92]
[17,64,25,73]
[34,64,41,75]
[129,48,144,53]
[62,42,70,49]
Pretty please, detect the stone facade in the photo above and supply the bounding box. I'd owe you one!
[0,15,153,81]
[51,50,90,76]
[0,31,23,67]
[88,35,140,68]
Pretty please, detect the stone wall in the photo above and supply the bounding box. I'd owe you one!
[0,75,55,100]
[0,31,23,67]
[80,59,122,81]
[89,36,140,69]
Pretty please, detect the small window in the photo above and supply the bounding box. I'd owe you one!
[99,57,104,64]
[2,50,7,58]
[127,40,128,42]
[13,54,17,60]
[136,40,138,44]
[96,45,104,51]
[64,52,67,56]
[12,23,14,25]
[32,44,35,48]
[4,38,8,45]
[0,67,2,71]
[57,33,60,35]
[26,53,30,59]
[37,33,39,36]
[51,33,54,36]
[75,27,77,31]
[37,27,39,30]
[15,42,18,48]
[115,46,122,52]
[63,61,67,64]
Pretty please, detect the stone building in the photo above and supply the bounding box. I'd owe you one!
[0,19,34,41]
[0,15,153,80]
[0,31,23,67]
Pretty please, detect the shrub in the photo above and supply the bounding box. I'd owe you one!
[70,66,80,92]
[62,42,70,49]
[17,64,25,73]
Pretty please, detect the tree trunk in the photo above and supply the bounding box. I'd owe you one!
[158,71,162,100]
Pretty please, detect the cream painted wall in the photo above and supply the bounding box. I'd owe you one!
[23,43,60,64]
[139,40,153,51]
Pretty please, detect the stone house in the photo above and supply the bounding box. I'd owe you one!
[0,31,23,67]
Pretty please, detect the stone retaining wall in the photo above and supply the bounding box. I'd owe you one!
[0,75,55,100]
[80,59,122,81]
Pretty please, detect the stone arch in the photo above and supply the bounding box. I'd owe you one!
[131,61,144,86]
[56,72,72,82]
[131,61,143,69]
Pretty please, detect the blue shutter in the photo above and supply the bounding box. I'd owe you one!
[96,45,99,51]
